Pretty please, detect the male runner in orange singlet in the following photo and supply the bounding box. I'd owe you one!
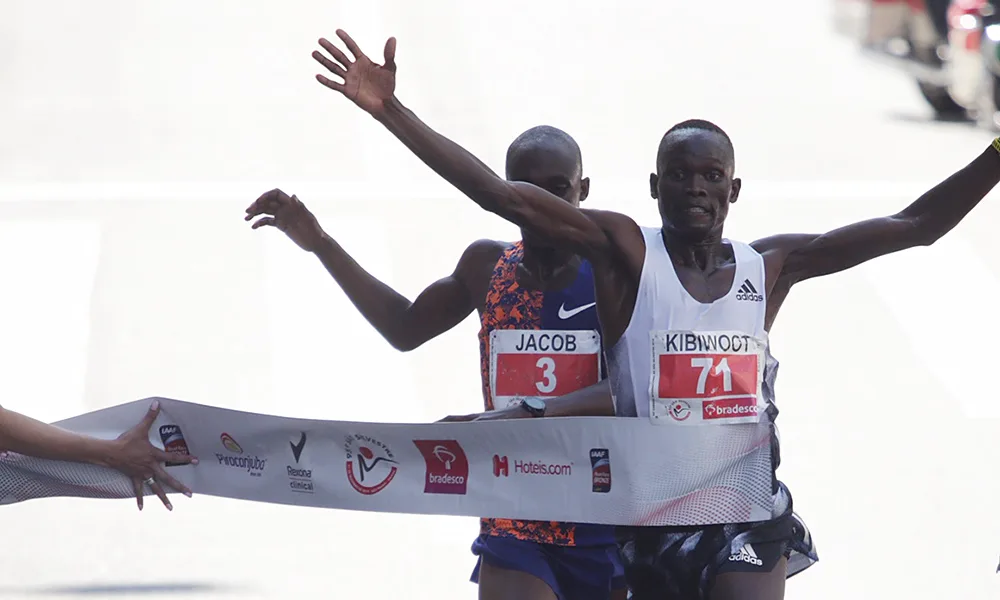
[246,126,627,600]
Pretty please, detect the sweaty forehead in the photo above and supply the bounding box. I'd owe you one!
[506,142,581,181]
[657,129,733,171]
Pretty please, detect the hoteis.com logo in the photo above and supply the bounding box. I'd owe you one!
[492,455,571,477]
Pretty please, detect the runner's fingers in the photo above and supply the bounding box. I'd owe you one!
[251,216,278,230]
[317,38,352,69]
[245,189,284,218]
[315,74,346,93]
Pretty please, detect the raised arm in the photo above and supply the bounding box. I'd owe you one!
[246,189,501,351]
[757,142,1000,285]
[309,30,619,262]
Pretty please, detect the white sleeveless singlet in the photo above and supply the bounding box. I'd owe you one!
[607,226,787,524]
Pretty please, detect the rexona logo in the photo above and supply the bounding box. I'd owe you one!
[158,424,190,468]
[413,440,469,495]
[216,433,267,477]
[590,448,611,493]
[703,397,759,420]
[344,434,398,495]
[287,432,313,494]
[492,455,572,478]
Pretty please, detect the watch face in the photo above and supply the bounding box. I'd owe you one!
[524,397,545,412]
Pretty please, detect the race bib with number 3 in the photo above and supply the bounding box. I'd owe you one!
[490,329,601,410]
[649,331,766,425]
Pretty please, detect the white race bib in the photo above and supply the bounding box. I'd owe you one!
[489,329,601,410]
[649,331,766,425]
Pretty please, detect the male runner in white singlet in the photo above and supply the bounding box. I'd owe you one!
[310,29,1000,600]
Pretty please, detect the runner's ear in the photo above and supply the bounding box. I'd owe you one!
[729,178,741,205]
[580,177,590,204]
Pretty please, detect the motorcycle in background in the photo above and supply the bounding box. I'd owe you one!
[834,0,1000,130]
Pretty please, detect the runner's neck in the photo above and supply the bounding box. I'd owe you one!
[661,227,729,273]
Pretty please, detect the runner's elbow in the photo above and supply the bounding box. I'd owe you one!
[911,218,946,247]
[387,335,423,352]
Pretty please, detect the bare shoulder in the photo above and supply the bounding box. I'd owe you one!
[750,233,819,255]
[459,238,508,262]
[580,208,641,233]
[750,233,821,288]
[579,208,645,277]
[454,238,508,304]
[455,238,508,277]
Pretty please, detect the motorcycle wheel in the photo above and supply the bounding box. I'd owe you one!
[917,81,969,119]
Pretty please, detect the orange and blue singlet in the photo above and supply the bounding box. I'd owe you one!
[477,241,614,548]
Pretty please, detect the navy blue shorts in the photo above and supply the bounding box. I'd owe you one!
[471,534,627,600]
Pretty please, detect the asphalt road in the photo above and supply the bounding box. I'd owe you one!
[1,0,999,598]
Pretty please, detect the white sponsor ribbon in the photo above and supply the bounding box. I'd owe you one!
[0,397,774,526]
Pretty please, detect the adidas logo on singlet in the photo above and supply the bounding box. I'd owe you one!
[735,279,763,302]
[728,543,764,566]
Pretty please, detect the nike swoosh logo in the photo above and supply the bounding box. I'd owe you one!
[290,432,307,463]
[558,302,596,320]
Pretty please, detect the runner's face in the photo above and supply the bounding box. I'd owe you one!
[652,131,740,240]
[507,147,589,249]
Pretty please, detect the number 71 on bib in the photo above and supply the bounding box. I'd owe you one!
[649,331,766,425]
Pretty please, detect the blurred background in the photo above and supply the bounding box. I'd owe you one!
[2,0,1000,597]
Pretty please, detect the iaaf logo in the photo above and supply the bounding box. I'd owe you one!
[703,397,758,420]
[158,424,190,468]
[413,440,469,495]
[345,434,398,495]
[590,448,611,493]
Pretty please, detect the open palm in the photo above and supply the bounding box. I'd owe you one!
[313,29,397,116]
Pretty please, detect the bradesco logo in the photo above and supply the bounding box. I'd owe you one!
[492,455,572,478]
[345,434,398,495]
[413,440,469,495]
[216,433,267,477]
[703,397,758,420]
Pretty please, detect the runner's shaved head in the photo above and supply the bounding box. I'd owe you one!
[506,125,582,179]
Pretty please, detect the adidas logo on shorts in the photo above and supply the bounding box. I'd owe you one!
[728,543,764,566]
[735,279,763,302]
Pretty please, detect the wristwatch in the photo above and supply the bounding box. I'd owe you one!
[519,397,547,418]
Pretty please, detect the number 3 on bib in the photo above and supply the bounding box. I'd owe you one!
[649,331,766,425]
[490,329,602,409]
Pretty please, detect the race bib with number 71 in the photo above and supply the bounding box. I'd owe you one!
[490,329,602,410]
[649,330,766,425]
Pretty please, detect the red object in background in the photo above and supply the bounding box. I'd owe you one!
[949,0,987,51]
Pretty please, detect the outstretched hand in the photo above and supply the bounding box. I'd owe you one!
[106,400,198,511]
[313,29,397,117]
[245,189,327,252]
